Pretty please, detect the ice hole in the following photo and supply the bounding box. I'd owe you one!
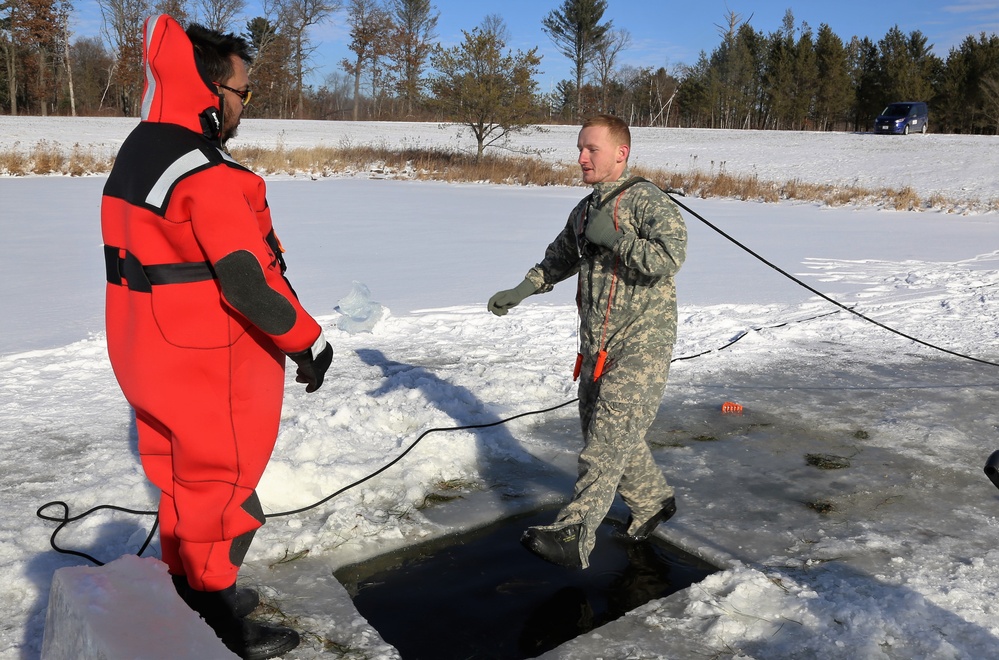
[334,508,716,659]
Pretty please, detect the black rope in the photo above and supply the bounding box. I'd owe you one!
[265,398,578,518]
[266,308,839,519]
[42,195,998,565]
[36,501,158,567]
[36,308,839,565]
[671,309,842,362]
[36,400,581,565]
[667,192,999,369]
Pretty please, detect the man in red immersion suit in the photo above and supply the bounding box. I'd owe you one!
[101,16,331,659]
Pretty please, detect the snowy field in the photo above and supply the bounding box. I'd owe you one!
[3,115,999,210]
[5,117,999,658]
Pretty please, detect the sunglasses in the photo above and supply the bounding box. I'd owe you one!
[214,82,252,107]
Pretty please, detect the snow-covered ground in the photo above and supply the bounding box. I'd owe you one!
[5,118,999,658]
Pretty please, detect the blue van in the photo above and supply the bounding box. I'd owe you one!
[875,102,928,135]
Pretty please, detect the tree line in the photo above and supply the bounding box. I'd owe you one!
[3,0,999,136]
[675,8,999,134]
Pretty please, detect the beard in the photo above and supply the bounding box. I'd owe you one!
[221,118,240,145]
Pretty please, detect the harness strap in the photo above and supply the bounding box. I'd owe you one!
[585,176,651,381]
[104,245,215,293]
[593,175,649,210]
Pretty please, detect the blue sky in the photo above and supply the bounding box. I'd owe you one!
[72,1,999,88]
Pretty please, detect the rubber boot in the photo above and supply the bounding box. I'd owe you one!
[615,496,677,544]
[172,574,260,618]
[185,585,300,660]
[521,524,584,568]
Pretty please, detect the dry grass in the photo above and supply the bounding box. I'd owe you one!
[0,140,115,176]
[631,163,901,209]
[0,149,28,175]
[0,139,979,212]
[230,143,578,186]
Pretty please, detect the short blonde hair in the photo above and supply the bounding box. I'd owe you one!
[581,114,631,149]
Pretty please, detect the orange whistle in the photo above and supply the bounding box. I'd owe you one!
[573,353,583,381]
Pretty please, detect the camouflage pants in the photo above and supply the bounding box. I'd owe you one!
[548,344,675,568]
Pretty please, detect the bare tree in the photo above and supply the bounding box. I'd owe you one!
[713,6,751,41]
[479,12,509,44]
[193,0,244,32]
[386,0,437,116]
[69,36,113,114]
[57,0,75,115]
[13,0,61,116]
[275,0,341,117]
[591,27,629,113]
[0,1,17,114]
[429,15,542,160]
[153,0,190,25]
[97,0,149,115]
[340,0,391,120]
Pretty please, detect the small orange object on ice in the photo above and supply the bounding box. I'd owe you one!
[721,401,743,414]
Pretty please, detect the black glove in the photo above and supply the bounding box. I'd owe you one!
[288,335,333,393]
[584,205,624,249]
[488,278,537,316]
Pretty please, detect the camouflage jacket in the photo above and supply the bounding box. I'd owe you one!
[524,170,687,372]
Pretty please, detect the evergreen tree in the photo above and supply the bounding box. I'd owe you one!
[675,51,711,127]
[790,22,816,129]
[541,0,610,120]
[340,0,392,120]
[878,25,937,102]
[763,10,797,129]
[813,24,852,131]
[245,16,295,118]
[708,11,760,129]
[730,22,765,129]
[848,36,882,130]
[935,33,999,133]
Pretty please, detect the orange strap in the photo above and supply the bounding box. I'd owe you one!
[593,195,624,381]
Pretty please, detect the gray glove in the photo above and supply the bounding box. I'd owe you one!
[584,205,624,249]
[488,278,536,316]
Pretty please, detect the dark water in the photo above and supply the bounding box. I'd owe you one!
[334,509,716,660]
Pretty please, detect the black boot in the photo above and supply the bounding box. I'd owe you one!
[184,585,300,660]
[172,575,260,618]
[615,496,677,544]
[521,524,584,568]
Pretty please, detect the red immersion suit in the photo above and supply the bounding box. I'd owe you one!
[102,15,324,591]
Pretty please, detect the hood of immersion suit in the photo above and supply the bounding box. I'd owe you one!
[139,14,224,144]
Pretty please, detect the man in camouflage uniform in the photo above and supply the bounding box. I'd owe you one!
[488,114,687,569]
